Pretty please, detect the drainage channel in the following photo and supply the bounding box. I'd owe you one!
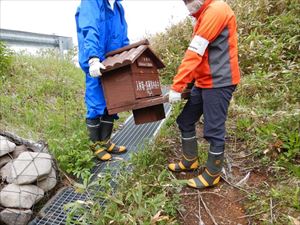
[29,102,171,225]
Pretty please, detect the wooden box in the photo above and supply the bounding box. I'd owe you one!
[101,40,167,125]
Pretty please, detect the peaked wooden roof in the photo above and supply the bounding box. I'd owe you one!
[102,39,165,72]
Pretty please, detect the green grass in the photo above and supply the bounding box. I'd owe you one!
[149,0,300,176]
[227,0,300,223]
[0,50,94,179]
[0,0,299,223]
[0,41,13,79]
[0,49,130,180]
[149,0,300,223]
[65,104,185,225]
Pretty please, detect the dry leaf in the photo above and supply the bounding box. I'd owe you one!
[289,216,300,225]
[151,211,169,224]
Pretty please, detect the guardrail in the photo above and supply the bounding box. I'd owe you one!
[0,28,73,54]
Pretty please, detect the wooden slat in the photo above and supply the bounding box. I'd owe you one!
[105,39,150,57]
[107,95,168,115]
[132,96,168,110]
[107,88,191,115]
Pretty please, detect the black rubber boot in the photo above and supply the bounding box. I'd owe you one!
[86,118,102,143]
[187,145,224,189]
[86,118,112,161]
[99,114,127,154]
[168,131,199,172]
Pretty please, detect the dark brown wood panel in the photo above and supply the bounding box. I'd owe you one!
[133,104,165,125]
[102,66,136,110]
[107,95,168,115]
[132,95,167,110]
[132,67,157,74]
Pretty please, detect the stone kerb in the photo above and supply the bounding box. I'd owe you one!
[0,131,58,225]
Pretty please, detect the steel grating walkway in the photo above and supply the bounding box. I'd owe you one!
[29,102,171,225]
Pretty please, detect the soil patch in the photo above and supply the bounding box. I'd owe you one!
[178,185,247,225]
[166,123,269,225]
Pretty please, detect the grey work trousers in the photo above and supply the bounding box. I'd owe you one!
[176,85,236,153]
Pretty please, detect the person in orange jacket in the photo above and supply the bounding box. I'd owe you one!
[168,0,240,189]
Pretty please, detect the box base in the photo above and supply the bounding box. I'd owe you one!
[133,104,165,125]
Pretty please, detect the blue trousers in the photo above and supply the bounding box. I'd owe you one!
[176,85,236,151]
[85,74,107,119]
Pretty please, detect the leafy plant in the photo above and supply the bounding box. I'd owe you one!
[0,50,95,179]
[0,41,13,80]
[65,144,183,224]
[52,130,94,180]
[65,106,185,224]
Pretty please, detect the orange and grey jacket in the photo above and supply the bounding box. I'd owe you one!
[172,0,240,92]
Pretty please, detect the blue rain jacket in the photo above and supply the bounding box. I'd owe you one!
[75,0,129,119]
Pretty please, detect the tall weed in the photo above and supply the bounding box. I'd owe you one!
[0,50,94,179]
[0,42,13,80]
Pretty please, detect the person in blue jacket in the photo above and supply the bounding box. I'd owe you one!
[75,0,129,161]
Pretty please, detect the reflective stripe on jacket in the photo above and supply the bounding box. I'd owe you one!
[75,0,129,73]
[172,0,240,92]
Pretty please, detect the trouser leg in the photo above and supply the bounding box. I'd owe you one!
[168,87,203,172]
[202,86,236,147]
[84,73,113,161]
[187,86,236,189]
[176,86,204,134]
[85,74,106,119]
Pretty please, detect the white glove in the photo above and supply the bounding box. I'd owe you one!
[88,57,106,77]
[168,89,182,103]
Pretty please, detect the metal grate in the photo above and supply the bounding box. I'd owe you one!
[91,103,171,177]
[29,102,171,225]
[28,188,87,225]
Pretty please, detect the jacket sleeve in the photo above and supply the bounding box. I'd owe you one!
[78,0,105,61]
[171,6,228,92]
[123,23,130,46]
[118,1,130,46]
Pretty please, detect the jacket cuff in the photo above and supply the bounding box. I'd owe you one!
[89,56,99,60]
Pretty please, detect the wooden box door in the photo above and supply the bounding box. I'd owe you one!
[102,66,136,114]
